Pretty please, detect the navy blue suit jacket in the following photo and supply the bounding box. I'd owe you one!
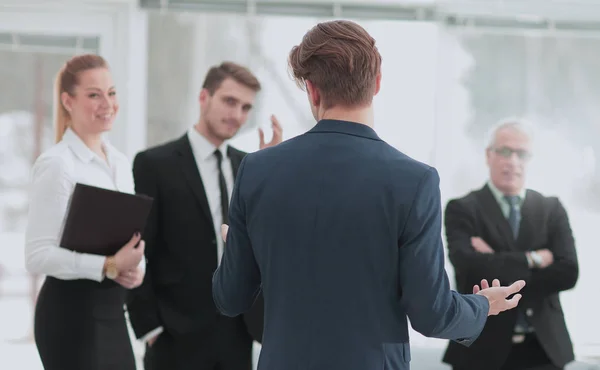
[212,119,489,370]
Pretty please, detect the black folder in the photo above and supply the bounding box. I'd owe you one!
[60,183,154,256]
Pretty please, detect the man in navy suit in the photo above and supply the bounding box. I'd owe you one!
[212,20,526,370]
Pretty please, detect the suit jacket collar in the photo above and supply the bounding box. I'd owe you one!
[227,146,244,178]
[487,180,526,208]
[308,119,381,141]
[173,134,245,223]
[174,133,244,169]
[173,135,212,223]
[477,184,533,251]
[187,126,230,161]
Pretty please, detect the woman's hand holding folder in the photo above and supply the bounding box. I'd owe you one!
[114,233,145,270]
[103,232,145,287]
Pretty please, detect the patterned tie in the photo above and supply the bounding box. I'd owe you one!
[214,149,229,225]
[504,195,533,334]
[504,195,521,239]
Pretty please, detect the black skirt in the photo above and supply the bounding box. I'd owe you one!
[34,276,136,370]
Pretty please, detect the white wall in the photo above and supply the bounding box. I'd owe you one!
[0,0,148,160]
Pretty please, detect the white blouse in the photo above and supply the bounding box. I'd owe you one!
[24,128,144,281]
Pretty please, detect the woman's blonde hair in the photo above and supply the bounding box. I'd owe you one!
[54,54,108,143]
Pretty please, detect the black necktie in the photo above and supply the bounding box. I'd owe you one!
[214,149,229,225]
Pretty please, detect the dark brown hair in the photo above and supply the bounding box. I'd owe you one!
[54,54,108,143]
[202,61,261,95]
[288,20,382,109]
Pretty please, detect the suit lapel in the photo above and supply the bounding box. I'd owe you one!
[227,146,245,179]
[174,135,213,224]
[477,185,517,251]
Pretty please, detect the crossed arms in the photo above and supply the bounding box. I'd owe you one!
[445,198,579,302]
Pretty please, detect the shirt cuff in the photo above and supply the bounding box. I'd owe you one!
[140,326,163,342]
[138,256,146,272]
[77,253,107,282]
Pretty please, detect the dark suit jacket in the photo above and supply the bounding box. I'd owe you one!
[442,184,579,370]
[126,134,263,342]
[212,119,490,370]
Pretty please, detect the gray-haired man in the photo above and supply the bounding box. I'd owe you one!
[442,118,579,370]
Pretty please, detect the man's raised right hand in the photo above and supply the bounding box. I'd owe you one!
[473,279,526,316]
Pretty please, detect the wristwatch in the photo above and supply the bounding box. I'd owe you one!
[105,256,118,279]
[529,251,543,268]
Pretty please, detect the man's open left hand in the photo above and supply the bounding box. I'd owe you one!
[259,114,283,149]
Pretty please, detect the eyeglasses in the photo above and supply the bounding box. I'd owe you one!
[491,147,531,161]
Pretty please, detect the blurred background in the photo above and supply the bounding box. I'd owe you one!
[1,0,600,369]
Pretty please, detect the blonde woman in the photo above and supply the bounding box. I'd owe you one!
[25,54,145,370]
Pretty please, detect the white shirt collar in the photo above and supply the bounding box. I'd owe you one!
[487,180,526,204]
[187,126,229,161]
[62,127,114,164]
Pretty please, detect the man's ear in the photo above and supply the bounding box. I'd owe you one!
[199,88,210,105]
[305,80,320,107]
[374,73,382,96]
[486,147,493,167]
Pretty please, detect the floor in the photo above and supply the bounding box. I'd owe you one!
[0,232,597,370]
[0,294,597,370]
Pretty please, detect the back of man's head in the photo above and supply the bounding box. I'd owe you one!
[288,20,382,109]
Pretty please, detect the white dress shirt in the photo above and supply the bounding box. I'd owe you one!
[187,126,235,265]
[139,127,235,343]
[24,128,144,281]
